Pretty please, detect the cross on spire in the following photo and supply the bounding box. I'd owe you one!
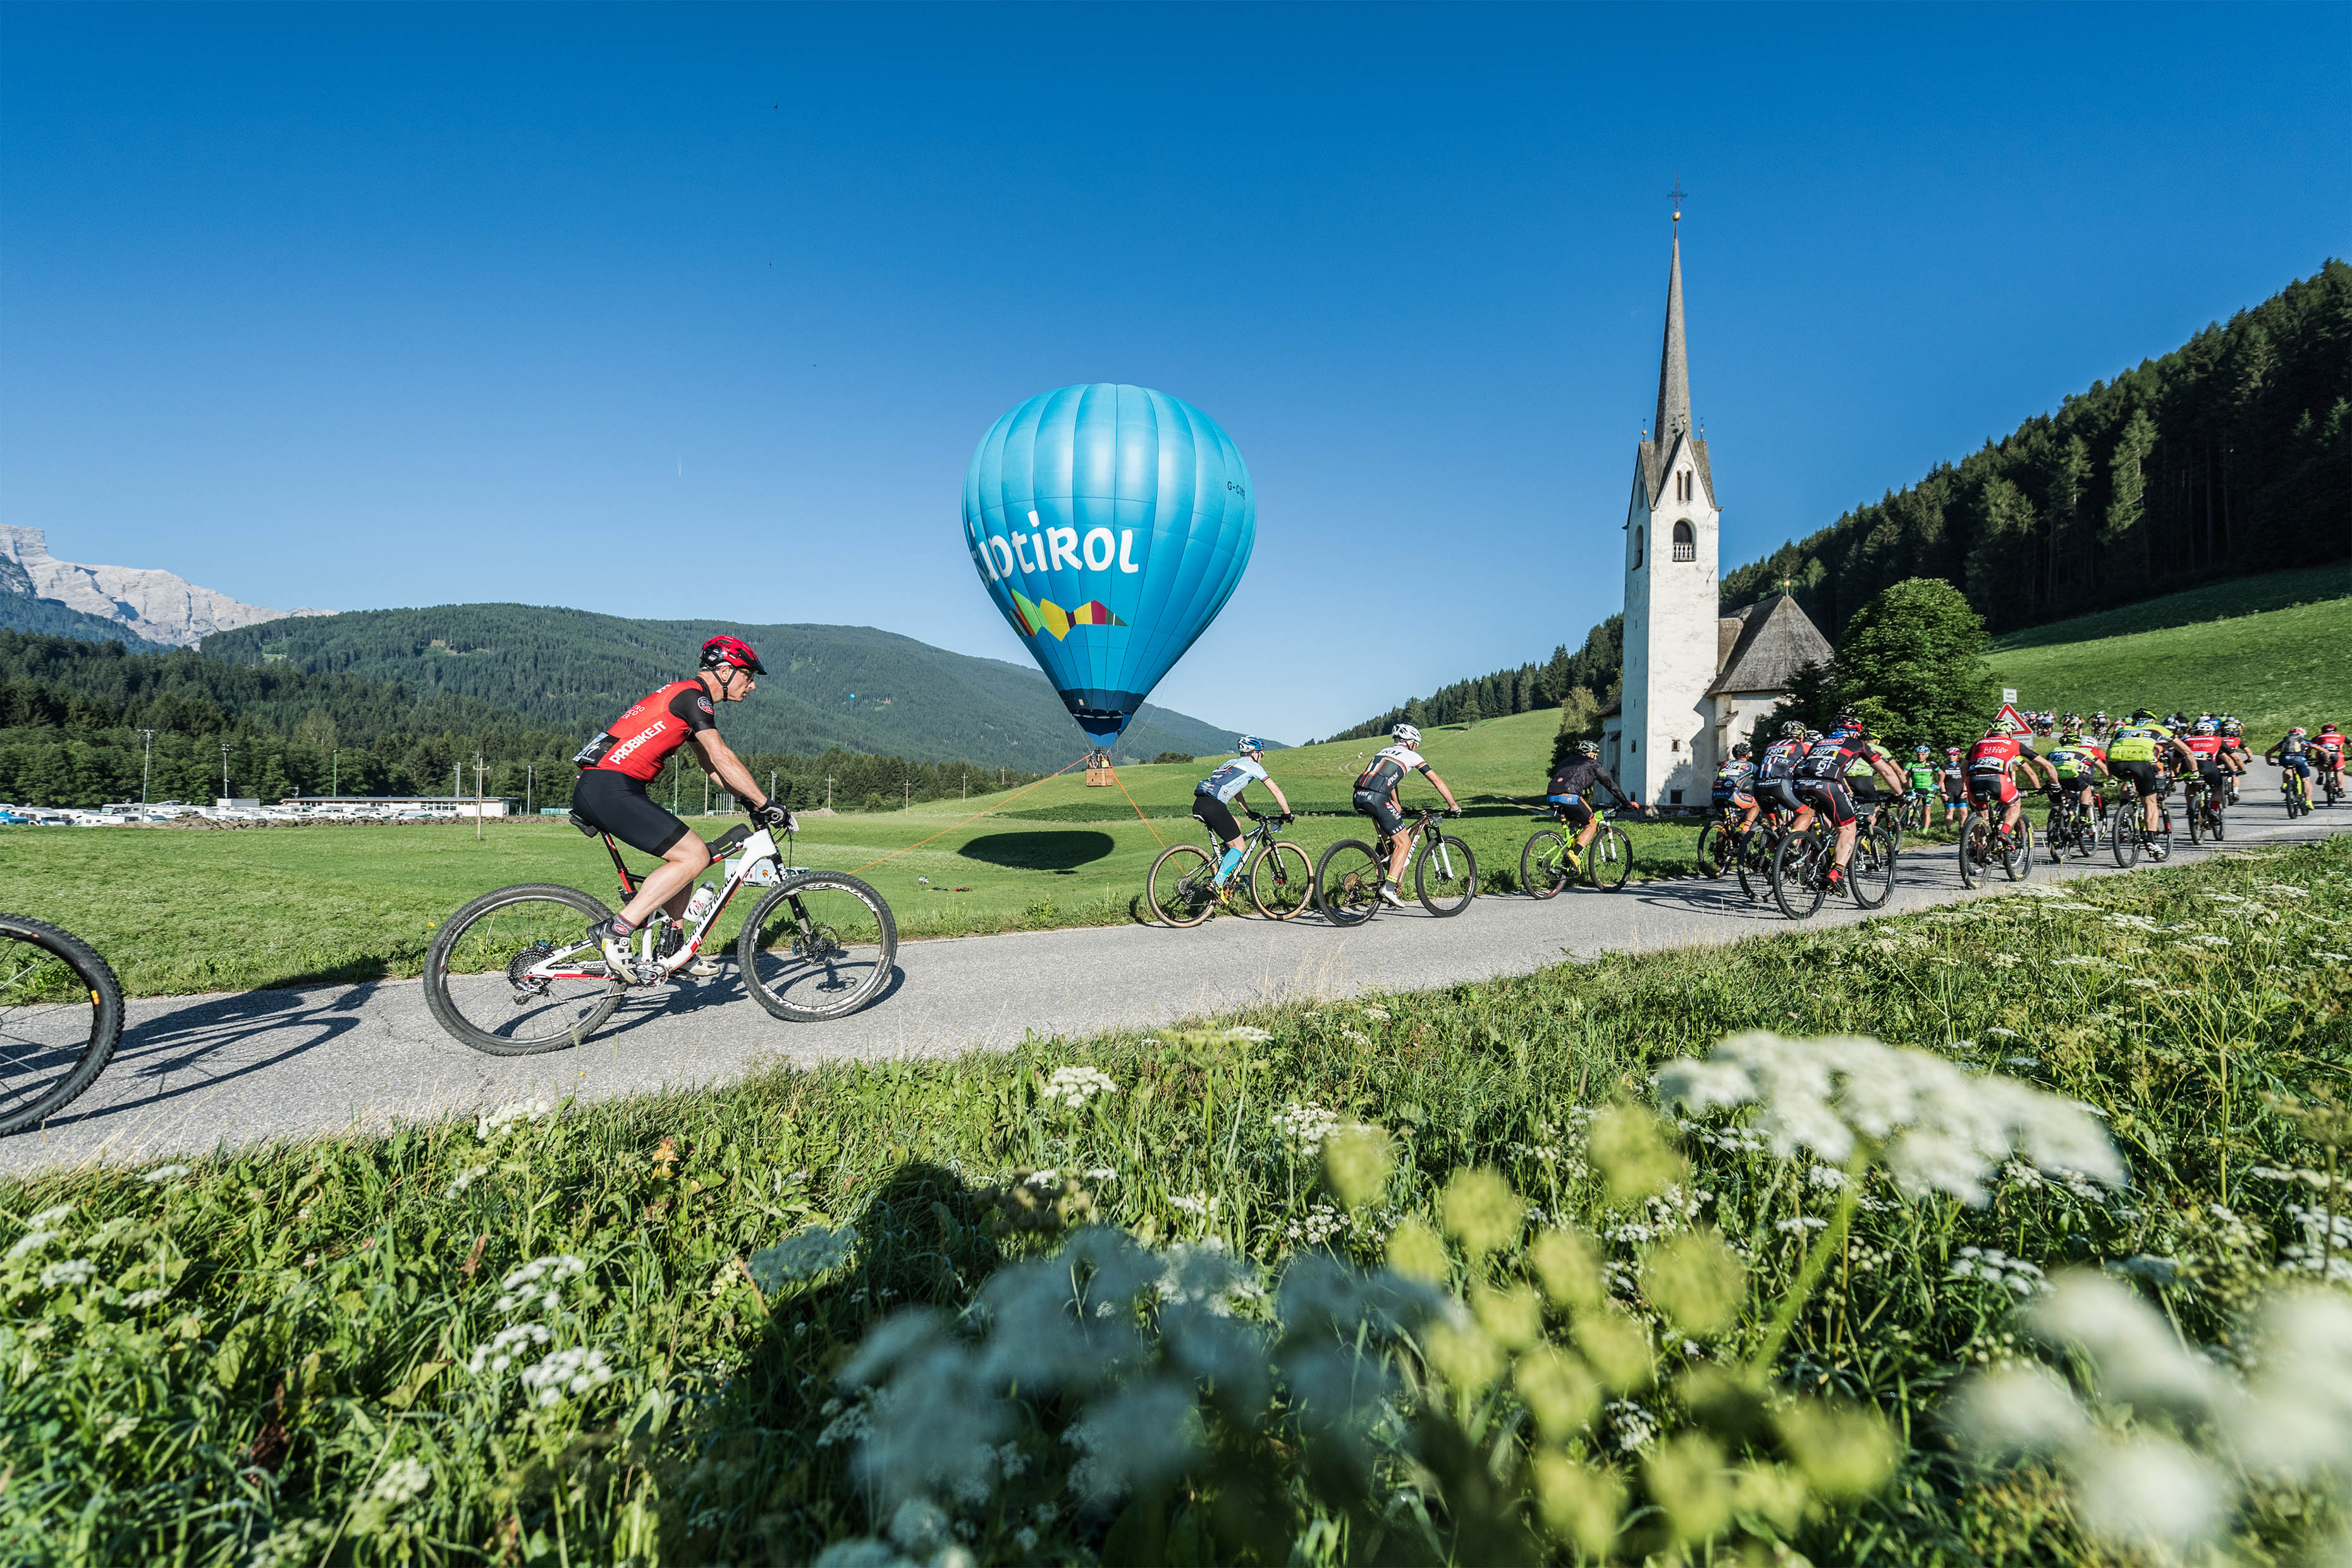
[1669,178,1686,224]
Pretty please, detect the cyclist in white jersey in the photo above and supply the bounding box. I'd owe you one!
[1192,738,1293,890]
[1354,724,1463,907]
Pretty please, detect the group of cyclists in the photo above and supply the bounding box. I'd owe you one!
[575,638,2341,946]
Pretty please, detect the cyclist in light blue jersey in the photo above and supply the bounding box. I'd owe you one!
[1193,738,1292,890]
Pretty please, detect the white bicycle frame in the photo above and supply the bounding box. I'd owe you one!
[529,825,792,984]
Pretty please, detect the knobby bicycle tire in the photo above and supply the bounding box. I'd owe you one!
[1694,820,1727,878]
[1586,825,1633,891]
[739,872,898,1022]
[424,883,625,1056]
[1735,826,1779,901]
[2005,819,2034,881]
[1848,823,1898,910]
[0,914,125,1137]
[1249,841,1314,921]
[1772,830,1828,920]
[1416,834,1478,916]
[1316,840,1384,926]
[1521,830,1570,900]
[1149,844,1219,928]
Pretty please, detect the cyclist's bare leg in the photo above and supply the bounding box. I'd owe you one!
[1385,831,1411,884]
[1832,818,1859,869]
[619,838,710,929]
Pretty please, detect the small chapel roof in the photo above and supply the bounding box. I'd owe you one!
[1708,594,1832,695]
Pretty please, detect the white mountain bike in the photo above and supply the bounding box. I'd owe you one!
[423,815,897,1055]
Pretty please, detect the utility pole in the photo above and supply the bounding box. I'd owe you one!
[703,773,710,816]
[474,751,485,841]
[330,749,339,796]
[768,768,776,807]
[962,771,968,800]
[826,775,835,811]
[525,763,533,817]
[221,744,231,802]
[903,780,910,812]
[137,730,156,807]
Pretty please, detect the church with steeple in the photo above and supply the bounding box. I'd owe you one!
[1600,205,1830,806]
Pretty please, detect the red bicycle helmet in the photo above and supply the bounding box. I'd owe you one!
[701,635,766,677]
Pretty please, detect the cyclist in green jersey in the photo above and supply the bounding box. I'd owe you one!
[2042,730,2110,824]
[1903,747,1939,823]
[2105,709,2193,841]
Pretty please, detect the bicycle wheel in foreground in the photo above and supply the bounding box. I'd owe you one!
[2004,820,2034,881]
[1957,815,1988,889]
[740,873,898,1022]
[1586,825,1634,891]
[1520,830,1570,900]
[2112,811,2144,869]
[1694,819,1727,877]
[424,884,624,1056]
[1248,842,1314,921]
[1148,844,1218,928]
[1772,831,1828,920]
[1315,840,1384,927]
[0,914,125,1136]
[1847,823,1897,910]
[1415,834,1478,916]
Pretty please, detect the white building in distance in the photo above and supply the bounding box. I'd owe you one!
[1602,215,1830,805]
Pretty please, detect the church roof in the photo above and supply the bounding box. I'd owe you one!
[1708,594,1832,695]
[1633,231,1716,510]
[1637,431,1716,511]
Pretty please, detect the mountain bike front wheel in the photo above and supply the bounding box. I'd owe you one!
[1521,830,1570,899]
[739,873,898,1022]
[1249,842,1314,921]
[424,884,625,1055]
[1148,844,1218,928]
[0,914,125,1137]
[1694,819,1729,877]
[1772,830,1828,920]
[1848,823,1898,910]
[1416,834,1478,915]
[1735,829,1776,901]
[1315,840,1384,926]
[1586,824,1633,891]
[2004,819,2034,881]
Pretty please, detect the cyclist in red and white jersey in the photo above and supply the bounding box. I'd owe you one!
[1966,722,2059,842]
[2315,724,2347,795]
[572,636,795,971]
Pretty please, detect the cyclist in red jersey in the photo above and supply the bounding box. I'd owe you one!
[1966,723,2059,842]
[2315,724,2347,796]
[572,636,795,972]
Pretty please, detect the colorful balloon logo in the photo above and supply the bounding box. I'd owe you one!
[962,384,1255,746]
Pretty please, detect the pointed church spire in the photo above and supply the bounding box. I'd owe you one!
[1653,220,1691,448]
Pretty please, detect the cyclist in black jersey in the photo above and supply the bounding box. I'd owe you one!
[1547,740,1639,873]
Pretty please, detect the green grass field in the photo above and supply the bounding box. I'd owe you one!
[1990,563,2352,738]
[0,707,1707,997]
[6,837,2345,1565]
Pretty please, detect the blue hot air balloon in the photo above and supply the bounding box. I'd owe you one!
[962,384,1254,747]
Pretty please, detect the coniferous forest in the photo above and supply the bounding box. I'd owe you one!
[0,632,1037,812]
[1344,259,2351,735]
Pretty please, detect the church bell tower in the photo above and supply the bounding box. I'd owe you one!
[1616,195,1723,807]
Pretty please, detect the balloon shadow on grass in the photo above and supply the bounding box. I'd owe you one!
[957,830,1116,875]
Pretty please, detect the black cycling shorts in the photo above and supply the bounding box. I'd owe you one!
[2111,759,2162,799]
[1191,791,1242,843]
[1796,779,1858,827]
[1760,778,1804,816]
[572,768,692,857]
[1353,789,1406,836]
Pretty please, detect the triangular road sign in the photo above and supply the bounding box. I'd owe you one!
[1994,702,2030,735]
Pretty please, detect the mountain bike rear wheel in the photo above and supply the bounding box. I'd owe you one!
[2004,819,2033,881]
[1586,824,1634,891]
[2188,792,2205,845]
[1148,844,1219,928]
[424,884,625,1055]
[1957,814,1988,890]
[1315,840,1384,926]
[1416,834,1478,915]
[1694,819,1728,877]
[740,872,898,1021]
[1735,827,1777,901]
[0,914,125,1137]
[1248,842,1314,921]
[1772,830,1828,920]
[1520,830,1570,899]
[1848,823,1898,910]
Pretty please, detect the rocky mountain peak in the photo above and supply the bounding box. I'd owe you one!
[0,527,331,647]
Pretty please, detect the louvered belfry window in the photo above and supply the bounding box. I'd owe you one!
[1672,520,1696,561]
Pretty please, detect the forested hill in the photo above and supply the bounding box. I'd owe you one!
[1723,258,2350,636]
[201,606,1249,769]
[1333,259,2351,739]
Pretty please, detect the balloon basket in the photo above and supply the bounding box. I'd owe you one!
[1084,752,1118,787]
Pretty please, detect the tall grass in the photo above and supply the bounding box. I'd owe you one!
[4,838,2347,1565]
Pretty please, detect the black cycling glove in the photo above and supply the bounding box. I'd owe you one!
[753,800,797,833]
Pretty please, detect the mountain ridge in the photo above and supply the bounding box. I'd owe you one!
[0,527,329,648]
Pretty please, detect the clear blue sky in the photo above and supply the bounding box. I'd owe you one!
[4,3,2346,744]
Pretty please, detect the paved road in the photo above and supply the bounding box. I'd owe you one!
[8,766,2343,1173]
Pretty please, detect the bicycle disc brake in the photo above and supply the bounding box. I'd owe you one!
[795,925,847,964]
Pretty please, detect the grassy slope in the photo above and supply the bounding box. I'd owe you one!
[1990,563,2352,738]
[5,838,2344,1566]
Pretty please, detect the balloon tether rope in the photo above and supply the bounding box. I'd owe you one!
[1111,765,1167,847]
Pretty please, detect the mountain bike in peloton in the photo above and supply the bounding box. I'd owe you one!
[1316,809,1477,926]
[1522,805,1634,896]
[1,914,124,1136]
[1772,804,1898,918]
[1148,807,1313,928]
[423,813,896,1055]
[2184,773,2227,844]
[2042,788,2100,862]
[1957,802,2035,889]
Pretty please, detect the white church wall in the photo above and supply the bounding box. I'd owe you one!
[1622,445,1720,806]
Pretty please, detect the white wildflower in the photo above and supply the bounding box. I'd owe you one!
[468,1322,553,1375]
[1807,1165,1851,1191]
[1170,1194,1218,1218]
[1039,1065,1118,1108]
[1653,1032,2123,1206]
[519,1346,613,1406]
[141,1165,192,1184]
[29,1204,73,1227]
[1063,1382,1203,1500]
[1359,1007,1390,1023]
[476,1097,554,1142]
[1948,1246,2047,1296]
[1084,1167,1117,1183]
[2228,1290,2352,1481]
[1270,1099,1343,1155]
[39,1258,97,1289]
[2028,1272,2220,1412]
[749,1225,856,1293]
[1944,1362,2088,1452]
[2071,1435,2229,1552]
[6,1230,61,1261]
[496,1254,586,1313]
[444,1163,489,1198]
[1775,1216,1828,1235]
[370,1457,432,1505]
[1605,1399,1658,1452]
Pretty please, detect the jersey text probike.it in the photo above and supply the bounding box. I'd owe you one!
[574,680,718,781]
